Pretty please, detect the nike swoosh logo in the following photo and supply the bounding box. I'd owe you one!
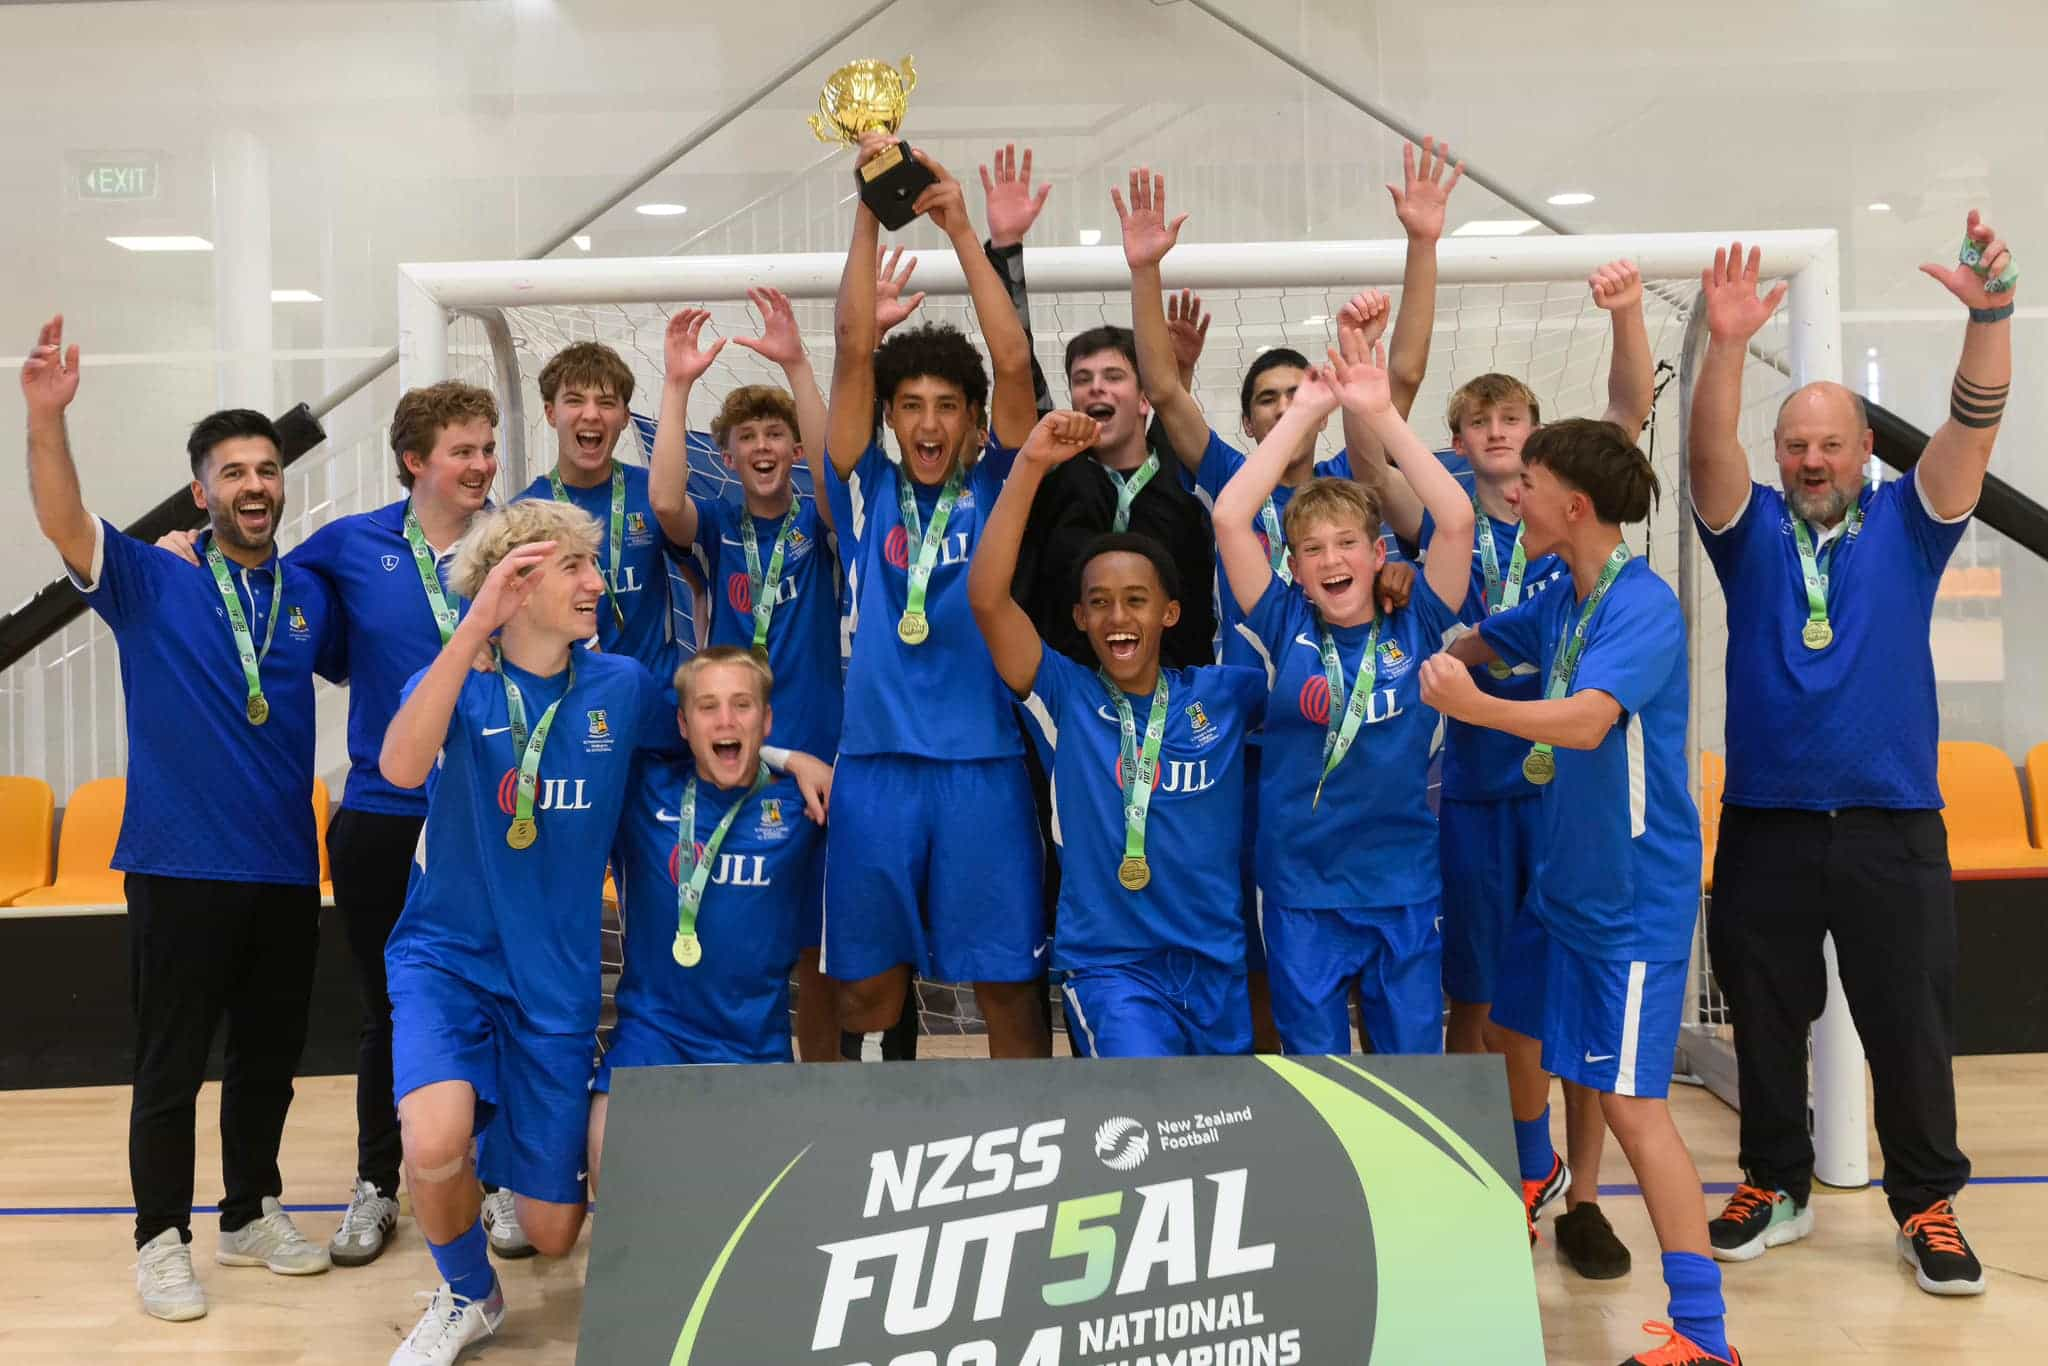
[1584,1052,1616,1064]
[1033,942,1048,960]
[1094,704,1120,724]
[655,810,681,824]
[1293,632,1321,650]
[481,725,512,736]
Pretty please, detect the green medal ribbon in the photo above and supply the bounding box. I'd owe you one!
[1313,613,1382,809]
[1103,451,1160,533]
[1790,502,1862,652]
[497,647,574,849]
[1475,501,1529,614]
[1259,497,1292,585]
[1101,669,1169,891]
[673,762,771,967]
[740,504,801,656]
[549,464,628,629]
[1523,542,1630,786]
[204,540,283,726]
[894,466,964,645]
[401,503,459,646]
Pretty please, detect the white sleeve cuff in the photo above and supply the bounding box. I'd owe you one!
[1690,487,1749,536]
[761,744,793,772]
[1915,469,1975,526]
[64,516,106,593]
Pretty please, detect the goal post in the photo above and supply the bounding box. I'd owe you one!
[396,229,1867,1184]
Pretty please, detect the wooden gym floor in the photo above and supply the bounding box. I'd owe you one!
[1,1049,2042,1363]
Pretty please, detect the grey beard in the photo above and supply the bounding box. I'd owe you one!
[1786,482,1852,527]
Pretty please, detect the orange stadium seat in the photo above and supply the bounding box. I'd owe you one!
[0,776,56,905]
[1699,750,1724,892]
[2026,742,2048,849]
[11,777,127,907]
[1937,741,2048,874]
[314,777,334,900]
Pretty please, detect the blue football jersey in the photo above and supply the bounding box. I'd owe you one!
[688,495,843,759]
[1020,645,1264,971]
[385,651,674,1034]
[1480,556,1700,961]
[611,757,823,1063]
[516,461,682,677]
[70,520,343,885]
[1240,574,1460,909]
[824,439,1025,760]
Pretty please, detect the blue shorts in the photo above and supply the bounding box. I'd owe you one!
[1542,936,1686,1100]
[1060,952,1250,1058]
[1488,904,1550,1042]
[1263,899,1444,1056]
[1239,746,1267,974]
[388,961,594,1205]
[1439,795,1543,1005]
[823,754,1045,983]
[593,1014,791,1092]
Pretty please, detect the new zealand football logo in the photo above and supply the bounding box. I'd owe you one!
[1094,1116,1151,1172]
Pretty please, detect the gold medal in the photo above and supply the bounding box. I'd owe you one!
[751,644,770,662]
[672,931,702,968]
[1521,749,1556,786]
[897,611,930,646]
[1802,620,1833,651]
[246,695,269,726]
[1487,661,1512,681]
[506,817,537,850]
[1117,856,1150,891]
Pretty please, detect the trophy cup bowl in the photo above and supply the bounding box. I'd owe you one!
[809,56,935,230]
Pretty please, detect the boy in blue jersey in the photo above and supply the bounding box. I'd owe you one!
[1216,334,1474,1058]
[648,289,844,1063]
[587,646,829,1191]
[1689,226,2012,1297]
[1423,419,1734,1366]
[516,341,684,675]
[21,316,343,1321]
[819,134,1050,1058]
[970,410,1266,1056]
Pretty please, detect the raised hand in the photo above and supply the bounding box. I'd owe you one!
[1112,167,1187,271]
[1920,209,2018,309]
[1338,288,1393,348]
[1386,136,1464,243]
[1325,332,1392,416]
[874,245,926,337]
[663,308,725,386]
[1589,260,1643,313]
[1701,242,1788,345]
[1288,364,1342,421]
[20,315,81,417]
[909,150,970,239]
[1166,289,1212,377]
[1376,558,1416,615]
[1019,409,1101,467]
[980,143,1051,250]
[730,287,804,368]
[470,541,556,632]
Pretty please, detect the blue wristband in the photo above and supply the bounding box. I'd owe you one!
[1969,303,2015,323]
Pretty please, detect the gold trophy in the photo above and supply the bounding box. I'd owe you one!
[809,56,935,230]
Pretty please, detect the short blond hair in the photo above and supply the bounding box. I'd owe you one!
[1445,373,1542,436]
[1281,477,1382,549]
[711,385,800,450]
[537,341,635,406]
[448,500,601,599]
[673,644,773,705]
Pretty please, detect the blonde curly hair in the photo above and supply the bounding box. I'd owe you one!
[448,500,601,599]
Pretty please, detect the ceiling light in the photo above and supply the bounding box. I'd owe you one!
[1077,228,1102,246]
[1546,192,1595,207]
[1451,219,1540,237]
[270,289,322,304]
[1867,347,1879,357]
[1299,314,1330,326]
[107,235,213,252]
[634,203,688,217]
[1866,201,1892,213]
[572,234,592,252]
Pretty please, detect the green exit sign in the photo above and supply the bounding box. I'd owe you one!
[75,160,159,201]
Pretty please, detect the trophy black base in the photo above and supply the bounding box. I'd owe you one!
[857,138,938,230]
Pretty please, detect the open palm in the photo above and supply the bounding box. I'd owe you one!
[1701,242,1786,345]
[664,308,724,384]
[1113,167,1186,270]
[1920,210,2016,309]
[732,288,803,368]
[1326,336,1392,414]
[20,316,81,417]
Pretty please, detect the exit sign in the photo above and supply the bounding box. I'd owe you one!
[72,158,160,202]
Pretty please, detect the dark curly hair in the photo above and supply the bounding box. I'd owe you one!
[873,323,989,415]
[1077,531,1181,603]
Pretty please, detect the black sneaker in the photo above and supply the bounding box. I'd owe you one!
[1898,1199,1986,1296]
[1519,1153,1569,1245]
[1708,1183,1812,1262]
[1554,1201,1632,1279]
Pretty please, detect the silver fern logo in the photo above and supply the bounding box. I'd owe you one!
[1093,1116,1150,1171]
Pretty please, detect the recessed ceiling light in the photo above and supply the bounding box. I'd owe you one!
[1300,314,1330,326]
[1867,347,1880,357]
[1077,228,1102,246]
[634,203,688,217]
[107,235,213,252]
[270,289,322,304]
[1867,202,1892,213]
[1451,219,1540,237]
[572,234,592,252]
[1546,192,1596,207]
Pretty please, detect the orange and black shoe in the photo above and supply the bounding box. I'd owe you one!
[1617,1320,1741,1365]
[1520,1153,1570,1245]
[1898,1199,1986,1296]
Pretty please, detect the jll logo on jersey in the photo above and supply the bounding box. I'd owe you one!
[495,771,595,814]
[726,572,802,615]
[1112,755,1216,795]
[1297,678,1401,728]
[666,842,772,887]
[608,564,646,595]
[881,526,971,572]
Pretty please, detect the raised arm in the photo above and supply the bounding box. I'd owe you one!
[825,137,892,479]
[1915,210,2016,520]
[1333,291,1424,544]
[980,143,1056,418]
[970,411,1100,693]
[1215,369,1338,614]
[1384,136,1461,418]
[19,315,96,577]
[1327,331,1471,612]
[1591,261,1654,438]
[1689,242,1785,529]
[1165,289,1210,396]
[730,286,833,531]
[379,541,553,789]
[1117,168,1211,473]
[648,308,725,549]
[911,149,1036,449]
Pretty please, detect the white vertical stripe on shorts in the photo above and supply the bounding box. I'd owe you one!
[1626,713,1647,838]
[1615,960,1649,1096]
[1062,983,1098,1058]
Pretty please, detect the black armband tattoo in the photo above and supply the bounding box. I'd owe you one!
[1950,373,2010,429]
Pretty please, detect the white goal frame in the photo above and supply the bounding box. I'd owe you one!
[395,229,1870,1189]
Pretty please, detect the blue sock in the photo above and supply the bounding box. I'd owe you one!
[1514,1107,1554,1183]
[428,1219,496,1305]
[1662,1250,1729,1360]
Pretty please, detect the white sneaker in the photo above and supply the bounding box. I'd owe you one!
[480,1188,536,1259]
[389,1280,506,1366]
[331,1178,402,1267]
[215,1196,332,1275]
[136,1228,208,1321]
